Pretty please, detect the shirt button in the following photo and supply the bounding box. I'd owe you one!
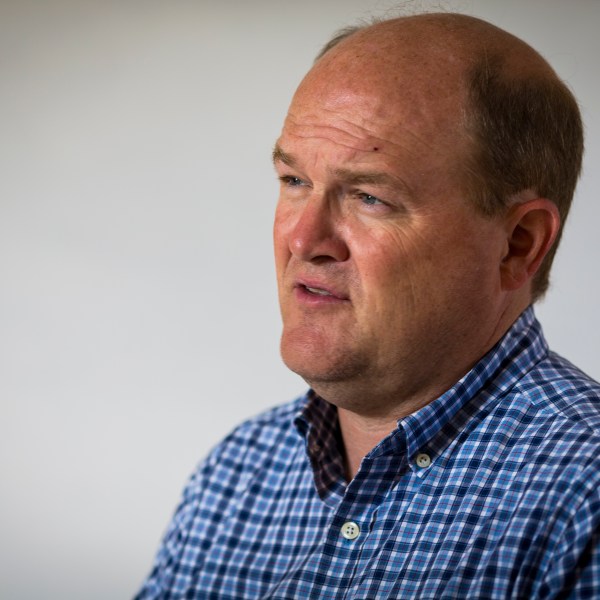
[341,521,360,540]
[416,453,431,468]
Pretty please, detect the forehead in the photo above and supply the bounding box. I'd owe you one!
[281,31,472,163]
[278,64,472,195]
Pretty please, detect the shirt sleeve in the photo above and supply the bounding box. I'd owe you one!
[131,407,292,599]
[132,463,211,599]
[132,430,236,600]
[563,527,600,599]
[538,468,600,599]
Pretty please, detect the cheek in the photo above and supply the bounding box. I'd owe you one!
[353,220,476,319]
[353,226,433,304]
[273,203,293,269]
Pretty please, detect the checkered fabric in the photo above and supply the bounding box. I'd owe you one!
[135,307,600,599]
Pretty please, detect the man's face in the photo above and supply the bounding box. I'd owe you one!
[273,50,509,415]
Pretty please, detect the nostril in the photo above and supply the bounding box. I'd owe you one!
[285,201,350,263]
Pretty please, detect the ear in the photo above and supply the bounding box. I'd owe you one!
[500,195,561,292]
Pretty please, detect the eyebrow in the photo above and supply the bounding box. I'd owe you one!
[331,168,399,188]
[272,145,296,167]
[272,144,411,193]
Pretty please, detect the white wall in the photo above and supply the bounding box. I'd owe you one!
[1,1,598,598]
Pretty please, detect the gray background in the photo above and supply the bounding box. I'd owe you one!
[1,1,598,598]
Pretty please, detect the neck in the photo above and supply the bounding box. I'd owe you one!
[337,407,400,480]
[324,374,469,480]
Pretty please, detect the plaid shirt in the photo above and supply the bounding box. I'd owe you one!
[136,307,600,599]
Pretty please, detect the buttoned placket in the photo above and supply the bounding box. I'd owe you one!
[309,429,413,594]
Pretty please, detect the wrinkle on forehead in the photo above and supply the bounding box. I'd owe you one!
[282,111,436,160]
[287,43,470,169]
[285,59,464,167]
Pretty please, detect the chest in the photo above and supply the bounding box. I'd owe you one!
[179,450,566,599]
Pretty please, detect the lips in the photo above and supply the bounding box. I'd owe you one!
[294,279,349,302]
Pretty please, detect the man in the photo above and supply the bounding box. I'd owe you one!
[136,13,599,599]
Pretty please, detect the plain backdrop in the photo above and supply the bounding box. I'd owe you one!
[1,1,598,598]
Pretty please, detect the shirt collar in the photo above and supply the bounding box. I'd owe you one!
[399,306,548,472]
[294,390,347,500]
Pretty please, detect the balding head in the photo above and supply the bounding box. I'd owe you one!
[307,13,583,299]
[310,13,553,112]
[316,13,552,68]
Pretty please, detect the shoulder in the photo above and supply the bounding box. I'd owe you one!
[495,352,600,485]
[516,351,600,434]
[183,395,308,500]
[212,395,307,457]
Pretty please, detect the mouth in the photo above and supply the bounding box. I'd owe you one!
[293,280,349,303]
[304,285,334,297]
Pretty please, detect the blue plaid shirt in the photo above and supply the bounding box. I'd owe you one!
[136,308,600,599]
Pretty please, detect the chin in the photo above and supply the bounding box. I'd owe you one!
[280,333,367,389]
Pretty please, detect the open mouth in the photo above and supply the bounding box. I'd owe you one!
[304,285,333,297]
[295,282,348,302]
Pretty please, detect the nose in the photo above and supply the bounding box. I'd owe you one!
[287,195,349,263]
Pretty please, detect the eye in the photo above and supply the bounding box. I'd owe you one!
[357,193,385,206]
[279,175,306,187]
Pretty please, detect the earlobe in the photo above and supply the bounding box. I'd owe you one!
[500,197,561,292]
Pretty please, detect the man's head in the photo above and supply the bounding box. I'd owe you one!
[315,14,584,301]
[272,14,583,417]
